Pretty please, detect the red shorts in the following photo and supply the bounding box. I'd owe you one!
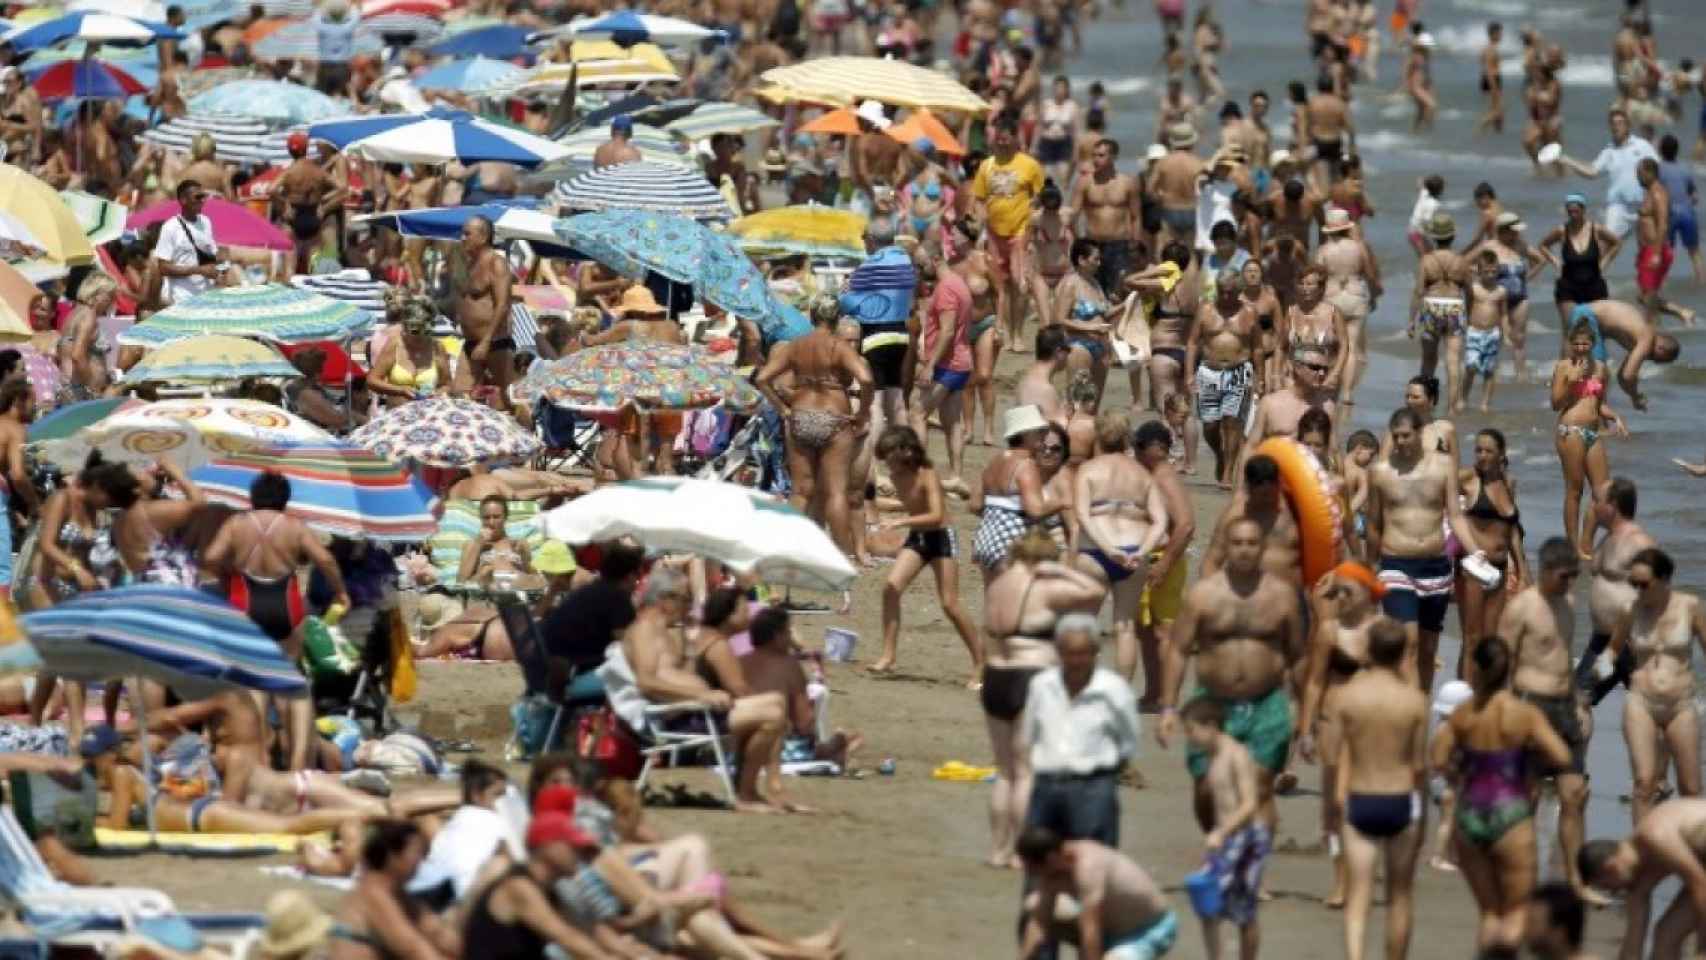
[1637,243,1675,295]
[988,233,1022,282]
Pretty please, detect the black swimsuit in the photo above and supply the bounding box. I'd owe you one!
[1554,229,1610,305]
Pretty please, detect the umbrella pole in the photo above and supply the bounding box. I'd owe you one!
[135,677,158,847]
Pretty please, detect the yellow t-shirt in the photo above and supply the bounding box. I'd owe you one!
[972,152,1045,239]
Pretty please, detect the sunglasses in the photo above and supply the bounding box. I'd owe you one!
[1039,443,1066,453]
[1298,361,1330,373]
[1629,577,1653,590]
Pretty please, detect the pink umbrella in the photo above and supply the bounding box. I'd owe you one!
[126,197,293,252]
[16,347,63,408]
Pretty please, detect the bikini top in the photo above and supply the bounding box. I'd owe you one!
[1631,611,1693,660]
[1572,376,1604,399]
[388,362,437,390]
[1464,477,1521,528]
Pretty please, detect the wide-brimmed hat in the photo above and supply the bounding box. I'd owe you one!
[1322,206,1354,233]
[1144,143,1168,162]
[1494,211,1526,231]
[1002,403,1050,441]
[1167,122,1198,149]
[1424,211,1457,240]
[257,891,331,959]
[614,285,668,317]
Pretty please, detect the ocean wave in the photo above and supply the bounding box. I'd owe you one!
[1067,75,1151,98]
[1498,53,1614,87]
[1447,0,1531,17]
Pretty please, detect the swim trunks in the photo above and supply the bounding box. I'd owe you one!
[1140,550,1188,626]
[1202,825,1270,928]
[1464,325,1501,377]
[1104,910,1179,960]
[1378,554,1454,634]
[1637,243,1675,295]
[1184,684,1292,779]
[1515,688,1587,774]
[1416,297,1465,341]
[1195,361,1253,423]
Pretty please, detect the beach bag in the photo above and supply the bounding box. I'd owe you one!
[508,693,558,760]
[388,610,417,703]
[576,706,641,780]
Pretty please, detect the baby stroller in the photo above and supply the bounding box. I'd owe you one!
[303,603,398,737]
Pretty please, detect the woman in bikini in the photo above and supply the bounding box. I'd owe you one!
[1145,242,1197,413]
[57,275,117,402]
[1053,239,1113,405]
[1037,422,1077,552]
[1239,259,1284,393]
[366,297,462,409]
[980,527,1105,868]
[415,496,537,662]
[1072,409,1168,683]
[1537,195,1618,356]
[1431,637,1571,952]
[755,295,874,560]
[1281,265,1349,393]
[1552,317,1626,558]
[1455,429,1526,678]
[1316,210,1381,406]
[1607,547,1706,825]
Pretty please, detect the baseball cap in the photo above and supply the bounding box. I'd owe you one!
[526,812,599,851]
[79,724,121,759]
[532,783,578,816]
[611,114,633,133]
[286,131,309,156]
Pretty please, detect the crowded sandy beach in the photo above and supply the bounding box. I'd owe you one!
[0,0,1701,956]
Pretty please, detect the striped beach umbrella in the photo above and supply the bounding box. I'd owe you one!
[118,284,370,348]
[350,397,540,468]
[3,11,183,52]
[25,396,144,444]
[337,110,570,168]
[761,56,988,112]
[288,271,387,321]
[188,78,347,125]
[414,56,523,93]
[554,161,732,222]
[119,334,301,384]
[427,22,530,59]
[191,442,437,541]
[30,58,145,99]
[550,123,687,171]
[59,190,127,246]
[663,102,778,141]
[138,113,297,166]
[544,11,727,48]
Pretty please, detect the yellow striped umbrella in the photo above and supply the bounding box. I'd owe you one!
[119,334,301,384]
[729,206,868,260]
[0,166,94,267]
[761,57,987,113]
[0,261,39,343]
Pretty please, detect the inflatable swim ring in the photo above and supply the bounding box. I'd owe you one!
[1254,437,1342,587]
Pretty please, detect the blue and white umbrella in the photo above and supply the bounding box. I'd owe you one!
[2,11,183,52]
[542,11,727,48]
[356,200,539,241]
[414,56,523,93]
[554,160,733,223]
[138,112,297,165]
[664,101,779,141]
[427,22,531,59]
[188,79,347,125]
[334,108,570,167]
[549,123,689,174]
[250,17,385,61]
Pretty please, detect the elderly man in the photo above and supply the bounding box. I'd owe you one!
[618,568,791,813]
[455,214,515,401]
[1021,613,1141,848]
[839,215,918,436]
[1559,107,1658,269]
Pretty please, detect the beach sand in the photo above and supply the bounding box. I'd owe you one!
[81,347,1628,958]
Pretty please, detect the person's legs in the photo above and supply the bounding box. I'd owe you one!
[929,557,984,683]
[875,549,925,672]
[818,430,857,556]
[939,388,967,487]
[728,691,787,809]
[1217,416,1245,489]
[1666,694,1703,800]
[986,714,1022,867]
[1650,894,1699,960]
[1417,334,1439,380]
[1555,771,1590,897]
[1580,440,1613,555]
[1110,574,1143,682]
[1341,311,1366,404]
[1453,832,1503,948]
[1490,821,1539,947]
[1441,333,1463,419]
[1509,299,1531,383]
[1384,818,1424,960]
[972,328,1000,446]
[1627,691,1665,824]
[783,430,818,519]
[1555,429,1588,558]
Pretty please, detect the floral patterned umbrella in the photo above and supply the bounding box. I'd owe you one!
[15,347,62,408]
[349,398,540,468]
[514,342,760,412]
[36,398,333,471]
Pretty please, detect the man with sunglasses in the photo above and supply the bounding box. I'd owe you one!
[1238,344,1339,479]
[1498,536,1599,904]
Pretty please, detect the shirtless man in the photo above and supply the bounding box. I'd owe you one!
[1635,158,1698,327]
[1185,269,1257,488]
[1326,617,1428,960]
[1366,407,1483,692]
[1246,90,1274,173]
[1500,536,1597,903]
[1604,547,1706,824]
[1017,828,1180,960]
[1154,78,1198,148]
[1017,327,1069,424]
[1578,478,1654,707]
[274,132,338,276]
[203,473,349,771]
[1068,139,1144,296]
[1409,213,1470,415]
[1304,74,1353,189]
[622,566,792,813]
[1239,346,1338,485]
[1161,516,1305,840]
[1477,22,1506,135]
[1580,798,1706,959]
[592,115,643,168]
[1268,176,1324,257]
[1559,299,1680,416]
[0,380,39,600]
[455,215,515,399]
[1202,456,1304,596]
[1148,124,1204,249]
[1134,420,1197,713]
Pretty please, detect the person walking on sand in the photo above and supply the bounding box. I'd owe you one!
[1186,268,1259,490]
[1498,537,1602,906]
[1073,410,1170,683]
[1432,637,1573,952]
[971,114,1045,354]
[1017,828,1179,960]
[1576,478,1653,706]
[1161,516,1306,850]
[1329,617,1428,960]
[1134,419,1197,715]
[1181,695,1268,960]
[1579,798,1706,959]
[871,426,983,683]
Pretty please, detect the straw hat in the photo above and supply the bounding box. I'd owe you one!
[614,285,668,317]
[1167,123,1198,149]
[1002,404,1049,441]
[1321,206,1354,234]
[1424,211,1457,241]
[257,891,331,959]
[1210,145,1245,167]
[1494,211,1526,232]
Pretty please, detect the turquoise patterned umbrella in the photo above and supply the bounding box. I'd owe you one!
[187,79,346,125]
[514,342,760,412]
[349,397,540,468]
[117,284,370,348]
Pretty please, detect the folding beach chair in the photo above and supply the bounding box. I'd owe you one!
[597,645,737,806]
[502,599,605,758]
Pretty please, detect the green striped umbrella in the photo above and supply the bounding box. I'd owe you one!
[663,102,778,141]
[117,284,371,348]
[59,190,128,246]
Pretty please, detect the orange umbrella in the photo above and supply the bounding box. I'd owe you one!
[886,109,965,156]
[799,108,861,137]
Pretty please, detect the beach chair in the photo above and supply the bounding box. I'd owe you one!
[501,599,604,758]
[596,645,737,807]
[533,399,603,473]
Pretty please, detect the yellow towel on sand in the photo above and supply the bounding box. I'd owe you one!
[931,761,996,782]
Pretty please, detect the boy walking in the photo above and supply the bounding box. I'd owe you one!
[1183,697,1268,960]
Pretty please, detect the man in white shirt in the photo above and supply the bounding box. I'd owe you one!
[152,180,223,305]
[1560,107,1659,267]
[1021,612,1142,848]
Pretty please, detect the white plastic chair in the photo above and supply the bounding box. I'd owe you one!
[597,645,738,807]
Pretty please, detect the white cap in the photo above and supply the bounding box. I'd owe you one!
[1145,143,1168,162]
[1432,680,1474,717]
[855,99,891,130]
[1414,31,1436,49]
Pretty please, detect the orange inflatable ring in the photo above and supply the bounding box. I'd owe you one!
[1254,437,1343,587]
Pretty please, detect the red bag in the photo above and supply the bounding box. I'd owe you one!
[576,707,641,780]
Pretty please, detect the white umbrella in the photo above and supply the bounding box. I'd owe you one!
[341,112,569,167]
[0,211,43,257]
[543,477,856,591]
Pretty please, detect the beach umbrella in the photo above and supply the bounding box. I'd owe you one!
[187,78,346,125]
[515,342,761,412]
[191,441,436,541]
[246,16,385,60]
[30,58,145,99]
[66,0,238,26]
[2,11,183,51]
[0,261,38,342]
[414,56,523,93]
[349,397,540,468]
[359,0,446,15]
[538,210,785,330]
[356,200,537,241]
[763,57,988,112]
[886,108,965,156]
[119,334,300,384]
[0,166,93,266]
[544,477,855,591]
[126,197,292,251]
[25,396,143,443]
[287,271,387,322]
[663,102,778,141]
[58,190,126,246]
[547,123,688,171]
[22,584,308,839]
[425,22,530,59]
[13,348,62,408]
[729,205,869,261]
[798,107,861,137]
[138,112,296,166]
[553,161,733,223]
[544,11,727,48]
[572,94,697,133]
[119,284,370,348]
[359,12,442,43]
[337,109,570,167]
[37,397,333,471]
[490,47,677,96]
[0,211,44,260]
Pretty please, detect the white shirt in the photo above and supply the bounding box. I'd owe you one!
[1591,134,1658,208]
[152,213,217,304]
[416,803,523,900]
[1408,188,1439,233]
[1022,667,1141,775]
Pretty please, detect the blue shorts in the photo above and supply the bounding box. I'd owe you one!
[1105,910,1178,959]
[932,366,971,392]
[1671,210,1700,252]
[0,487,12,594]
[1379,554,1454,634]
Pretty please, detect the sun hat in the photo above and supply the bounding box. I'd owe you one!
[855,99,891,130]
[257,891,332,959]
[533,540,576,576]
[1167,122,1198,149]
[1144,143,1168,162]
[1425,211,1457,240]
[1322,206,1354,233]
[614,285,667,317]
[1433,679,1474,717]
[1002,404,1050,441]
[527,811,599,851]
[1495,211,1525,231]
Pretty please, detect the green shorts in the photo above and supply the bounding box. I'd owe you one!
[1184,684,1293,779]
